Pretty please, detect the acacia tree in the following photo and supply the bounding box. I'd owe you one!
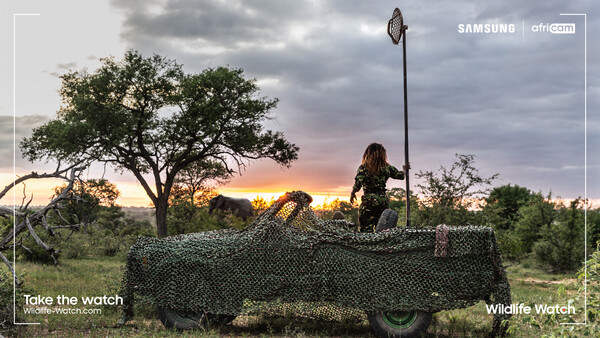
[415,154,498,226]
[21,51,299,237]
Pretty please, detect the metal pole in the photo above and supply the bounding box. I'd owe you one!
[402,27,410,227]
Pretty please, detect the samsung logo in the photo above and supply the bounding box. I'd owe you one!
[458,23,516,34]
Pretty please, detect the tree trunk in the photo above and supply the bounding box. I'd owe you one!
[156,200,169,238]
[82,215,89,234]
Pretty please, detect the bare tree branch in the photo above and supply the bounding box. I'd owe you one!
[0,162,81,200]
[24,217,57,264]
[0,251,20,286]
[0,165,86,287]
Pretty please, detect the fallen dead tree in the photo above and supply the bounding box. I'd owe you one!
[0,164,86,286]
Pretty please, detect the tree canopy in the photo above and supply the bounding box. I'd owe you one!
[484,184,533,231]
[52,179,120,232]
[21,50,299,237]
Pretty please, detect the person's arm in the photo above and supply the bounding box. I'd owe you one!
[388,163,409,180]
[350,167,364,204]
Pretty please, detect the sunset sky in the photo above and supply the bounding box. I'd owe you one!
[1,0,597,208]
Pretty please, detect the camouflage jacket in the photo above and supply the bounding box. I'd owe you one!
[351,164,404,197]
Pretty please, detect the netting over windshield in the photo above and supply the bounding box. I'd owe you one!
[119,191,510,336]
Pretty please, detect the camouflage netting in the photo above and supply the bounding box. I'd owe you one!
[119,191,511,335]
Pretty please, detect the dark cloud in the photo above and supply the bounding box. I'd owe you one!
[112,0,314,46]
[106,0,597,199]
[0,115,50,170]
[57,62,77,70]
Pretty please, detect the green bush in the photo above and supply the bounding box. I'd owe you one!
[0,270,32,334]
[59,232,90,259]
[542,243,600,337]
[588,209,600,251]
[531,240,555,268]
[582,244,600,326]
[116,218,155,237]
[0,217,12,237]
[532,200,585,272]
[0,270,14,330]
[493,229,523,261]
[99,236,121,257]
[167,207,249,236]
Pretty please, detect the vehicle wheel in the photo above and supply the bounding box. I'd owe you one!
[157,307,207,330]
[367,310,432,338]
[375,209,399,232]
[157,307,236,330]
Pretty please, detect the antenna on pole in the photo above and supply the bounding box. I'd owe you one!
[387,8,411,227]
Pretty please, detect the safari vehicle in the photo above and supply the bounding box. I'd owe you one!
[119,191,511,337]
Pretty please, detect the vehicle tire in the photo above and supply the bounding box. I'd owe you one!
[375,209,399,232]
[157,307,207,330]
[157,307,236,330]
[367,310,432,338]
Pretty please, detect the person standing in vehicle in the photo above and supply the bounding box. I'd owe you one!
[350,143,409,232]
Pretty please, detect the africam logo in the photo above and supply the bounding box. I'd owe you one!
[531,23,575,34]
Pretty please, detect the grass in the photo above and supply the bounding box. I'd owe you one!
[2,257,587,337]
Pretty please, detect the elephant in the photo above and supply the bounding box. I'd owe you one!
[208,195,254,220]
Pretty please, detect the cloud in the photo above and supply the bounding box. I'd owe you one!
[57,62,77,70]
[0,114,50,170]
[102,0,598,199]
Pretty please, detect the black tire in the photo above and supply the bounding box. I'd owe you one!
[367,310,432,338]
[157,307,207,330]
[158,307,236,330]
[376,209,399,232]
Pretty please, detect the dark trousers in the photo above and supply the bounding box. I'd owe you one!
[358,194,389,233]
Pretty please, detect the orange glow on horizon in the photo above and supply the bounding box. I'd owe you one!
[7,172,592,211]
[219,188,351,210]
[0,173,352,209]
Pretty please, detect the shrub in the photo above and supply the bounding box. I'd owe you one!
[59,232,90,259]
[581,244,600,326]
[532,200,585,272]
[100,236,121,257]
[117,218,154,237]
[168,207,249,236]
[543,243,600,337]
[0,270,32,334]
[493,229,523,261]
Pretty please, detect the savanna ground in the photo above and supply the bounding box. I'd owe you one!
[4,256,587,337]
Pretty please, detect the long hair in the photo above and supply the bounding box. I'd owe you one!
[361,143,388,175]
